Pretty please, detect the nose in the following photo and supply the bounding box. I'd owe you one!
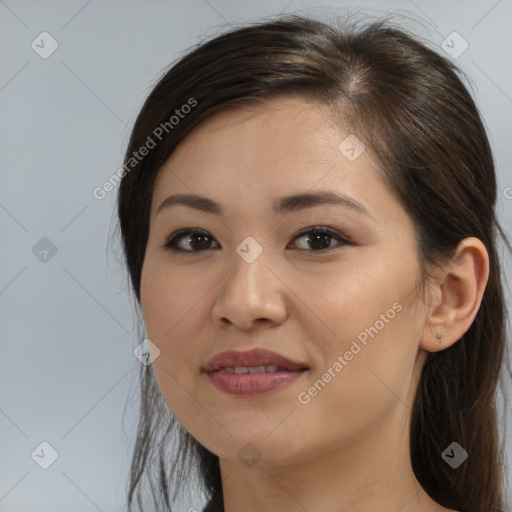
[211,245,288,331]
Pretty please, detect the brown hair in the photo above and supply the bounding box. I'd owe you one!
[117,13,512,512]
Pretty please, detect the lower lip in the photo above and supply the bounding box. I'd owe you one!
[206,370,307,395]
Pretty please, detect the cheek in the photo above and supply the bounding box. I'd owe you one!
[314,260,421,385]
[140,260,195,339]
[140,265,185,373]
[140,265,205,427]
[317,263,399,335]
[294,303,417,451]
[140,260,207,378]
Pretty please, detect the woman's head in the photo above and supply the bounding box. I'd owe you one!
[117,13,510,512]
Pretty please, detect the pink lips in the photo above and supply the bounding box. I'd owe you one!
[203,348,308,396]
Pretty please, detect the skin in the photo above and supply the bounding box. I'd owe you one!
[139,96,489,512]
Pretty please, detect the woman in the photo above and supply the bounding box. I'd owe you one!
[117,13,511,512]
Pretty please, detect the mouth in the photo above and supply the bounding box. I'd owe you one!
[203,348,309,395]
[215,365,300,374]
[203,348,308,372]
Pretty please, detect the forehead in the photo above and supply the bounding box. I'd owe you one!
[166,99,331,173]
[150,96,393,222]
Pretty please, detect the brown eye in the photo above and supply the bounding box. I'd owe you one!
[290,227,349,252]
[163,226,350,254]
[164,229,220,253]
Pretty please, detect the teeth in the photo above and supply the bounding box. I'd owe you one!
[225,365,282,374]
[248,365,266,373]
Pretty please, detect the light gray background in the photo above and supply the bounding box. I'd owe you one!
[1,1,511,511]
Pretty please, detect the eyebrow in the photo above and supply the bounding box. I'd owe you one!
[155,190,372,218]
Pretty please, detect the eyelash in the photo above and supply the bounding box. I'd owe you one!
[163,226,351,254]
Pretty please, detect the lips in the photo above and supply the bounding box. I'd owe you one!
[203,348,308,373]
[203,348,309,396]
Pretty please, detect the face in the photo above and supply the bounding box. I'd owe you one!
[140,96,430,467]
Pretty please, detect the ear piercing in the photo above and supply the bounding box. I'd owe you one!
[436,333,442,344]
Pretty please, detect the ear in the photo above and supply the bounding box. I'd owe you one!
[419,237,490,353]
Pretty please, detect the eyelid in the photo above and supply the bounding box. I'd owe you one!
[163,228,218,253]
[163,226,350,253]
[292,226,349,244]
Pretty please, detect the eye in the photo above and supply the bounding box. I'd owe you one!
[289,226,350,252]
[163,226,350,253]
[164,229,219,253]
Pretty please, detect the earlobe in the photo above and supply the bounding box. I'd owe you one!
[419,237,490,353]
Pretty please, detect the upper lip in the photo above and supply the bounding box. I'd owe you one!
[203,348,308,372]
